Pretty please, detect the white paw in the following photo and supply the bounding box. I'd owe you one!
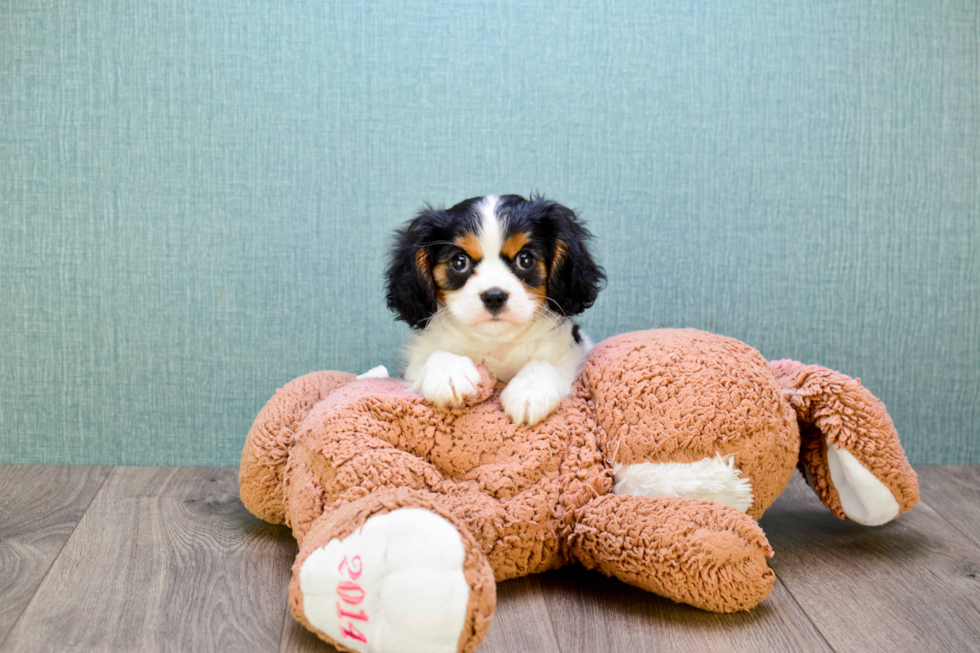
[413,352,481,407]
[299,509,470,653]
[500,361,566,426]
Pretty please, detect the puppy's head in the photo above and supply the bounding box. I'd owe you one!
[386,195,605,331]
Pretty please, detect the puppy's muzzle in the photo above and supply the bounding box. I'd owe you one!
[480,288,509,315]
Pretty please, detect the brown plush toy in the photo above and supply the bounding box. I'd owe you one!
[240,329,918,653]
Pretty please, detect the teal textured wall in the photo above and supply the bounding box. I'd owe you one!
[1,1,978,466]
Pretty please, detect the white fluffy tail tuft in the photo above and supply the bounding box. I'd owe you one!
[613,454,754,513]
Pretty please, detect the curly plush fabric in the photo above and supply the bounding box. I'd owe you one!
[240,371,355,524]
[240,329,919,652]
[582,330,800,518]
[770,361,919,521]
[570,493,775,613]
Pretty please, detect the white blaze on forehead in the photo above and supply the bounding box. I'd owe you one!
[471,195,515,290]
[476,195,502,257]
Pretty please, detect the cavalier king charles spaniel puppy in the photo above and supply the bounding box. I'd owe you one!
[385,194,605,425]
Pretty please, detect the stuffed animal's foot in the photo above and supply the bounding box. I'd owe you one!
[290,490,495,653]
[571,493,775,612]
[298,509,469,652]
[820,442,901,525]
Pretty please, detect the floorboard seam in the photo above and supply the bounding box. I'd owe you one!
[0,465,114,653]
[537,575,565,653]
[277,589,293,651]
[917,495,980,553]
[768,575,837,653]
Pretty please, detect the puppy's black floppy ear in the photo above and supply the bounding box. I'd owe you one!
[546,203,605,316]
[385,213,439,329]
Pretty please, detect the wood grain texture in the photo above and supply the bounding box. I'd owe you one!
[277,552,821,653]
[916,465,980,549]
[0,467,296,653]
[5,465,980,651]
[761,472,980,653]
[536,566,829,653]
[0,465,110,647]
[479,576,561,653]
[279,608,337,653]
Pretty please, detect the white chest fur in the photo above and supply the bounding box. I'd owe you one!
[404,312,585,384]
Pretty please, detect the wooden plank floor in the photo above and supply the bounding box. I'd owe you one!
[1,466,978,652]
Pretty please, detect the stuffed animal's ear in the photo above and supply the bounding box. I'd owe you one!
[773,362,919,526]
[546,203,606,316]
[385,213,439,329]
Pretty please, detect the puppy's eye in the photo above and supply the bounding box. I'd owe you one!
[451,254,470,273]
[516,251,533,270]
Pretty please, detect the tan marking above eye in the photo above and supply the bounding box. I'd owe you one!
[501,232,532,259]
[455,233,483,260]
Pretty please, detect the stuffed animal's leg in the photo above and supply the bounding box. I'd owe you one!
[290,488,496,653]
[570,494,775,612]
[240,371,356,524]
[284,432,455,544]
[771,361,918,525]
[288,435,555,581]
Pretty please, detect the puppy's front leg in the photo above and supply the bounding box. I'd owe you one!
[407,350,482,408]
[501,360,575,426]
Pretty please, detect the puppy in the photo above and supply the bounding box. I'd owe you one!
[385,194,605,425]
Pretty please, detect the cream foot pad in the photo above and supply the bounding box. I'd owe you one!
[299,508,470,653]
[825,445,900,526]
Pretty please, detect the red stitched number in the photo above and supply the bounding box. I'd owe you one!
[337,581,365,605]
[336,555,368,644]
[341,622,368,644]
[337,604,368,621]
[338,555,363,580]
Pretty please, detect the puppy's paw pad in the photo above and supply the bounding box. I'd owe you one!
[299,509,470,653]
[417,352,481,407]
[501,376,563,426]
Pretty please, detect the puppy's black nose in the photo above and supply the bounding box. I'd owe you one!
[480,288,509,314]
